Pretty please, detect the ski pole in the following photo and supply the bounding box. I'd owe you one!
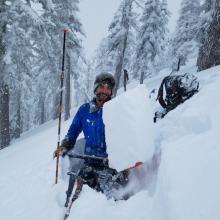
[64,178,84,220]
[55,29,68,184]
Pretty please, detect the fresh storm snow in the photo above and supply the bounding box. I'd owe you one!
[104,85,156,170]
[0,61,220,220]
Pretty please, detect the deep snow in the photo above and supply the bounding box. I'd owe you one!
[0,60,220,220]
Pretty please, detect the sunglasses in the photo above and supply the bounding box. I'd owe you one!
[97,83,112,90]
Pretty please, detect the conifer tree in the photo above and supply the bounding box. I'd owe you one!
[0,0,9,148]
[133,0,169,83]
[197,2,220,71]
[171,0,200,65]
[4,0,47,135]
[106,0,138,95]
[52,0,85,120]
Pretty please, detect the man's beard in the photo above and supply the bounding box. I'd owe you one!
[96,93,111,104]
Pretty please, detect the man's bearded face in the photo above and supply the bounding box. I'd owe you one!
[95,84,112,104]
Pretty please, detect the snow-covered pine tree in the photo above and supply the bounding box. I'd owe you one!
[160,0,170,68]
[4,0,49,137]
[171,0,200,66]
[75,57,92,103]
[107,0,138,96]
[133,0,169,83]
[33,1,62,122]
[1,0,87,145]
[197,1,220,71]
[84,60,96,99]
[197,0,216,44]
[91,37,116,81]
[52,0,86,120]
[87,38,114,101]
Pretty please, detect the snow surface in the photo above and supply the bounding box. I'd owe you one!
[0,60,220,220]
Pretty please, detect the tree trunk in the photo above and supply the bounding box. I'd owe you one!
[113,2,132,97]
[140,71,145,84]
[0,84,10,149]
[40,94,45,125]
[197,6,220,71]
[113,33,129,97]
[0,1,10,148]
[14,91,21,139]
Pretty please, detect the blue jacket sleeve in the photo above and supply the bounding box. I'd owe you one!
[65,106,83,146]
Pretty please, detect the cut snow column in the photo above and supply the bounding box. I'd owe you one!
[103,85,156,170]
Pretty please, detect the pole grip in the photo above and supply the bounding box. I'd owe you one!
[61,30,67,72]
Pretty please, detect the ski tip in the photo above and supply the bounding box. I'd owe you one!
[63,211,70,220]
[125,161,143,171]
[63,214,69,220]
[135,161,143,167]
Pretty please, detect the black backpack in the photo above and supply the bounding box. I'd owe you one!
[157,73,199,108]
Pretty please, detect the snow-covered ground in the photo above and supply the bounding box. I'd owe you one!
[0,60,220,220]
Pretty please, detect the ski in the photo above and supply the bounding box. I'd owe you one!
[116,161,144,186]
[63,177,84,220]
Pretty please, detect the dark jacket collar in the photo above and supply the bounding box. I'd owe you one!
[89,98,102,113]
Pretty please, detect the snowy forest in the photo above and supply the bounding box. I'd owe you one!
[0,0,219,149]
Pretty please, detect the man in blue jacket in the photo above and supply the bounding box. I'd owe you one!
[54,73,119,205]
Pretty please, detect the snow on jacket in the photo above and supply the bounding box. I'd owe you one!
[65,99,107,160]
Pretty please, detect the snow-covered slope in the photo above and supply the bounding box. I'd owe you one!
[155,66,220,220]
[0,61,220,220]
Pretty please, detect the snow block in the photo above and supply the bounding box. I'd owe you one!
[103,85,156,170]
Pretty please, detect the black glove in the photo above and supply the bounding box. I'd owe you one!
[103,158,109,167]
[60,137,75,151]
[53,138,75,158]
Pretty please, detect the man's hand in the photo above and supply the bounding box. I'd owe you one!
[53,146,65,158]
[53,138,75,158]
